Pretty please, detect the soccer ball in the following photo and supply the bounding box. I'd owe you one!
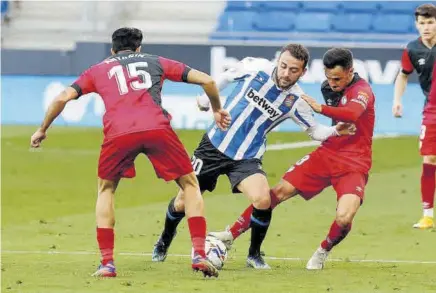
[192,236,228,270]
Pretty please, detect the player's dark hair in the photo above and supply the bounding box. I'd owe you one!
[280,44,310,68]
[415,4,436,20]
[111,27,143,54]
[323,48,353,70]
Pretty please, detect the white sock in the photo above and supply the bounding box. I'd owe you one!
[424,208,434,218]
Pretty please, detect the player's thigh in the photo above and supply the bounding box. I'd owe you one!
[283,151,330,201]
[191,134,232,192]
[143,128,193,181]
[419,124,436,157]
[236,172,270,208]
[331,172,368,203]
[98,134,142,181]
[336,194,362,226]
[228,159,266,194]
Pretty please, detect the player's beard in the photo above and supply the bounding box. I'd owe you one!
[274,68,296,90]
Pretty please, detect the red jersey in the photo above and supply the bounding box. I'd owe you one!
[423,62,436,125]
[319,77,375,173]
[71,52,191,139]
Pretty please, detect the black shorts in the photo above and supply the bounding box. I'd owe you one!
[191,134,266,193]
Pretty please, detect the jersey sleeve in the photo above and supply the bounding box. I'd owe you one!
[321,87,373,122]
[71,68,96,98]
[196,57,270,110]
[290,98,338,141]
[159,57,192,82]
[401,48,414,75]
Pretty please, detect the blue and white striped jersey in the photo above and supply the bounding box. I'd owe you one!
[198,57,337,160]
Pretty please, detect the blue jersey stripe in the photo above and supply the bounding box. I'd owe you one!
[294,109,311,128]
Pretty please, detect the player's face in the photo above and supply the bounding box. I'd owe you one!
[324,66,354,92]
[276,51,306,89]
[416,16,436,42]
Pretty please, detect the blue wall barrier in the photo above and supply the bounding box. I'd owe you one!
[1,75,424,135]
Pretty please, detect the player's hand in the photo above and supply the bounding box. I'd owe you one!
[301,94,322,113]
[30,128,47,148]
[213,109,231,131]
[392,102,403,118]
[196,95,210,112]
[335,122,356,136]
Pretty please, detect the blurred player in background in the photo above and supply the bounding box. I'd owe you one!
[30,27,231,278]
[392,4,436,229]
[152,44,355,269]
[212,48,375,270]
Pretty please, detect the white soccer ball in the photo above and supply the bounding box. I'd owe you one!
[192,236,228,270]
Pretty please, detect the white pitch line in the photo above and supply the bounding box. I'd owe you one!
[267,133,403,151]
[2,250,435,265]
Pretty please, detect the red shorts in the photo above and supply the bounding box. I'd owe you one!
[98,129,193,181]
[283,149,368,201]
[419,124,436,156]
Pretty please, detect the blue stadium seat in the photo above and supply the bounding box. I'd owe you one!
[225,1,253,11]
[253,1,300,11]
[331,13,372,33]
[301,2,340,12]
[372,14,414,34]
[341,2,379,13]
[295,13,331,32]
[253,12,295,31]
[379,1,424,13]
[216,11,255,32]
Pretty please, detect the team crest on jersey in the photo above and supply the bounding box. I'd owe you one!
[341,96,347,105]
[284,94,297,108]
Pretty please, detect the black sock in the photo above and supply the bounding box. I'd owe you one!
[161,197,185,246]
[248,207,272,257]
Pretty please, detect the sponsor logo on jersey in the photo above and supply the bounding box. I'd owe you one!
[341,96,347,105]
[351,91,369,109]
[245,88,283,121]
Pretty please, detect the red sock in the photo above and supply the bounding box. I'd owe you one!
[96,227,114,265]
[229,190,280,239]
[188,216,206,258]
[321,221,352,251]
[421,164,436,210]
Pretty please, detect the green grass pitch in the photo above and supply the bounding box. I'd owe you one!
[2,126,435,293]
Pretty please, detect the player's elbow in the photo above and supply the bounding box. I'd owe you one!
[202,75,216,88]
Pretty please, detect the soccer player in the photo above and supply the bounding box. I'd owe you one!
[152,44,356,269]
[392,4,436,229]
[211,48,375,270]
[30,27,231,278]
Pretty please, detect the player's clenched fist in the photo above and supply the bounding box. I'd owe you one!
[214,109,231,131]
[30,128,47,148]
[335,122,356,136]
[392,102,403,118]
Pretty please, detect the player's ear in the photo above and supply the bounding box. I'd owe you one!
[110,48,115,55]
[135,46,142,53]
[301,67,307,76]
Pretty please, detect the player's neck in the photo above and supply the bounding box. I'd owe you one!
[421,37,436,49]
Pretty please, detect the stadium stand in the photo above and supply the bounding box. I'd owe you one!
[0,1,423,49]
[0,1,225,49]
[211,1,425,47]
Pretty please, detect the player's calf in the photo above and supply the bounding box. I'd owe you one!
[152,196,185,262]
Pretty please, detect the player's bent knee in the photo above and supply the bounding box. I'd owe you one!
[272,180,298,203]
[251,193,271,210]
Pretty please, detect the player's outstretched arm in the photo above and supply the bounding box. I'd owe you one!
[393,72,409,118]
[30,87,78,148]
[301,94,366,123]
